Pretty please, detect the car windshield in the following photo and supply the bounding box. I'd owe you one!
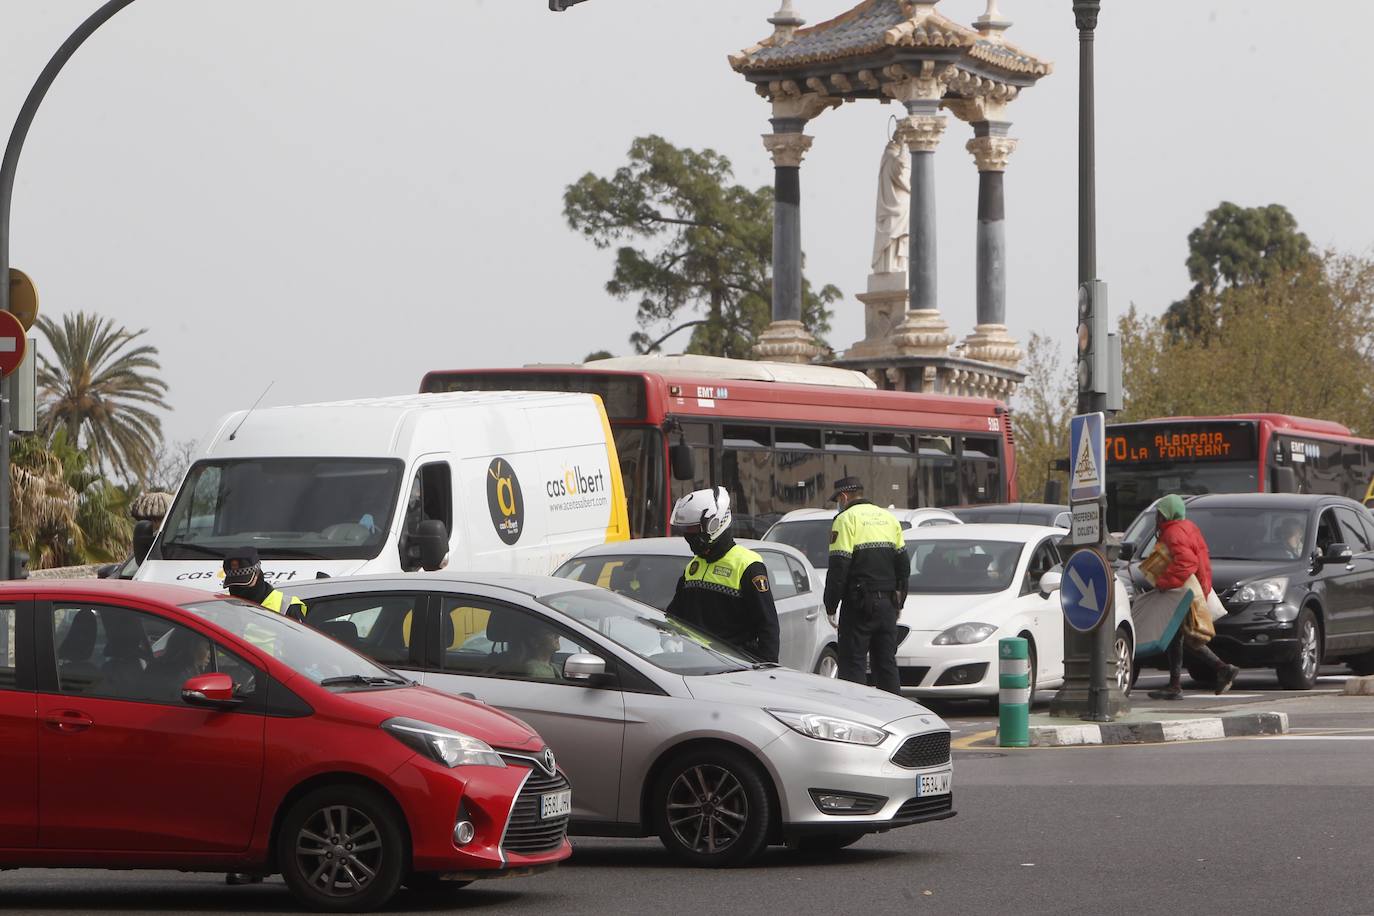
[157,458,403,561]
[553,553,687,611]
[182,598,402,687]
[763,519,832,569]
[538,588,753,676]
[905,539,1023,594]
[1186,507,1311,562]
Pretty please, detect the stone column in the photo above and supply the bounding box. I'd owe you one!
[890,103,955,362]
[755,91,835,364]
[962,126,1022,369]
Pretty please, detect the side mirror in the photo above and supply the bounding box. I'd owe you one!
[414,519,449,572]
[1321,542,1354,565]
[1039,570,1063,595]
[670,442,695,482]
[132,520,156,563]
[1118,542,1136,562]
[563,653,609,683]
[181,672,241,710]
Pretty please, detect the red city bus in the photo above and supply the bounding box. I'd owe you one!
[421,357,1017,539]
[1104,413,1374,532]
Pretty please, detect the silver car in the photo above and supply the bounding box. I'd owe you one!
[286,573,956,866]
[552,538,839,678]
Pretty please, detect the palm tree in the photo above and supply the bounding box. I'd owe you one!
[36,312,170,482]
[10,428,132,569]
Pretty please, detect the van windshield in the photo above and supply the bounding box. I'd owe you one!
[156,458,403,561]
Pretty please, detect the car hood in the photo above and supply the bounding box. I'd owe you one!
[135,559,367,591]
[684,667,942,729]
[329,683,543,751]
[1209,558,1308,593]
[899,591,1014,632]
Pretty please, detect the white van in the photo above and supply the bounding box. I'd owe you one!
[134,391,629,591]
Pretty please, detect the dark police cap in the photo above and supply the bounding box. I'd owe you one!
[827,476,864,502]
[222,547,262,587]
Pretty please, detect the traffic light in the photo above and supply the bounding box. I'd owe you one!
[1076,279,1109,396]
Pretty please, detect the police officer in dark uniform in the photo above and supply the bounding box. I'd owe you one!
[666,487,780,663]
[824,477,909,694]
[222,548,307,620]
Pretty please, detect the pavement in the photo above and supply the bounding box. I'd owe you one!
[4,667,1374,915]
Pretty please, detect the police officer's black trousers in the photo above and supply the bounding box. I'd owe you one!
[837,594,900,695]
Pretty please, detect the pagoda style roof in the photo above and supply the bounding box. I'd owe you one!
[731,0,1050,101]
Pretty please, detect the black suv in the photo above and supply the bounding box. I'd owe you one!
[1120,493,1374,689]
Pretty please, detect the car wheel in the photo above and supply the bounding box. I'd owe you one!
[1114,628,1134,697]
[1024,639,1038,703]
[790,831,865,855]
[277,784,406,913]
[1276,609,1322,691]
[654,747,772,867]
[814,646,840,679]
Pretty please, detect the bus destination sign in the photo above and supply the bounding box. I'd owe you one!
[1104,423,1256,464]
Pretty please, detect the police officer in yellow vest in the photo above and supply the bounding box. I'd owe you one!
[666,487,780,663]
[824,478,909,694]
[222,548,307,621]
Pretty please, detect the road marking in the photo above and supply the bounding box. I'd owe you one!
[1264,735,1374,741]
[952,729,998,750]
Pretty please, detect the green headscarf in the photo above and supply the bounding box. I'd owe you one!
[1157,494,1187,521]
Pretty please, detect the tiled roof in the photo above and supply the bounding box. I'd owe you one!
[732,0,1049,78]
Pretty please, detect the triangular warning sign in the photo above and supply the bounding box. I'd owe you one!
[1073,426,1098,487]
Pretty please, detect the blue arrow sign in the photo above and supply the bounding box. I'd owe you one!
[1060,548,1112,633]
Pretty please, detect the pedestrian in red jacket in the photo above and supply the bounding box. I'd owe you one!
[1147,494,1240,700]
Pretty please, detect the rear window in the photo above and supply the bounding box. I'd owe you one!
[553,554,687,611]
[763,520,833,569]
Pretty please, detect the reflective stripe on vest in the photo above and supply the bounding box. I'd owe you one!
[830,502,904,559]
[681,544,763,596]
[262,589,306,618]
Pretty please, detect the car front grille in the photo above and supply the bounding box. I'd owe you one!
[891,732,951,769]
[895,794,953,819]
[502,768,571,856]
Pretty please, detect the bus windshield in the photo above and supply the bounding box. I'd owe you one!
[157,458,403,561]
[1105,463,1260,533]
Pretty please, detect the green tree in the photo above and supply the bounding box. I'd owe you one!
[10,428,131,568]
[1120,252,1374,435]
[1011,333,1075,504]
[1163,202,1318,341]
[36,311,170,482]
[564,135,838,359]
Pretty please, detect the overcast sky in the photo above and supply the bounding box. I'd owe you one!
[0,0,1369,449]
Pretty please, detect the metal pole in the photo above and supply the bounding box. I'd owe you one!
[0,0,138,578]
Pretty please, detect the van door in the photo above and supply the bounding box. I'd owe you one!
[398,459,454,572]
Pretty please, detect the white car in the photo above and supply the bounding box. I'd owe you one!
[896,524,1136,704]
[763,507,963,593]
[551,537,840,677]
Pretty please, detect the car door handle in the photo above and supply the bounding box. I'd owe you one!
[805,611,819,620]
[43,711,94,733]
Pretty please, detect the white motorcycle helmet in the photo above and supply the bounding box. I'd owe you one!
[671,487,732,553]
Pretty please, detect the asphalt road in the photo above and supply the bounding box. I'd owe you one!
[5,669,1373,916]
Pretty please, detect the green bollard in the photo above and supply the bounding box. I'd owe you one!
[998,637,1030,748]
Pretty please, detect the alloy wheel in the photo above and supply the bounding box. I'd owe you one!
[1114,632,1133,694]
[294,804,384,898]
[666,765,748,855]
[1300,619,1320,682]
[816,653,839,679]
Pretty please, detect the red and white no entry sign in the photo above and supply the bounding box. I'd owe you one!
[0,310,27,378]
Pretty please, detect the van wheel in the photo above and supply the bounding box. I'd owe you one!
[654,747,772,867]
[814,646,840,679]
[277,785,406,912]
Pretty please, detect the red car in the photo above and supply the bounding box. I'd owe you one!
[0,581,571,911]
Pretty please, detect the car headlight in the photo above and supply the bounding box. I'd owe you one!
[382,717,507,768]
[1234,578,1288,605]
[767,709,888,746]
[932,622,997,645]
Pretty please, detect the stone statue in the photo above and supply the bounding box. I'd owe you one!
[870,138,910,275]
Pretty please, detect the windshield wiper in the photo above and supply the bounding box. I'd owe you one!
[751,662,781,670]
[319,674,409,688]
[161,541,224,559]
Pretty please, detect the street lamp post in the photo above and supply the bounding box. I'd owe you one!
[0,0,138,579]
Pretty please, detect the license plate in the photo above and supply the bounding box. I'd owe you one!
[540,789,571,820]
[916,770,952,797]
